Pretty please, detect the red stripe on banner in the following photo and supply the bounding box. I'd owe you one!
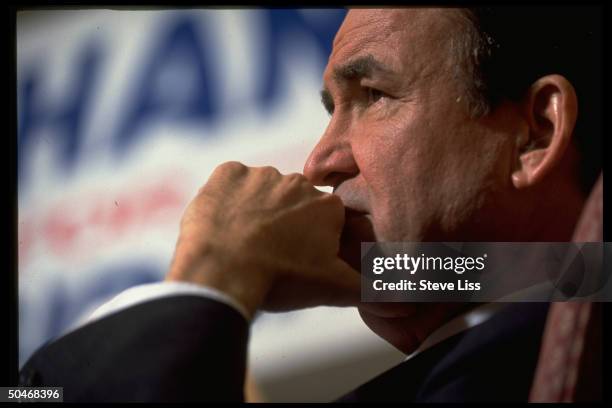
[19,173,190,269]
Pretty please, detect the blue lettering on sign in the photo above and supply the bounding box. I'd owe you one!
[114,14,218,154]
[18,41,103,182]
[258,9,345,112]
[17,9,347,185]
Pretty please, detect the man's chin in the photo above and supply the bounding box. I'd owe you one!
[358,308,423,355]
[339,214,429,355]
[358,302,472,356]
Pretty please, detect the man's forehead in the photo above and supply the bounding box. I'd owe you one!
[327,8,458,79]
[335,9,417,41]
[334,9,446,47]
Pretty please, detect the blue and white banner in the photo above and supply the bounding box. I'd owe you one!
[17,9,405,401]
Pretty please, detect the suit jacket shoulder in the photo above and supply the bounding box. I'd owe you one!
[337,302,550,402]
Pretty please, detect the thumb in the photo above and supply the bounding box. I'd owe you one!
[317,258,362,308]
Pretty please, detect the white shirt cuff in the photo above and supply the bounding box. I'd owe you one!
[86,281,252,324]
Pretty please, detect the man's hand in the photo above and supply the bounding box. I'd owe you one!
[166,162,365,318]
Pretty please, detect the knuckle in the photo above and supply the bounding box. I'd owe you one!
[254,166,282,184]
[286,172,308,186]
[203,161,248,193]
[216,161,247,176]
[260,165,280,175]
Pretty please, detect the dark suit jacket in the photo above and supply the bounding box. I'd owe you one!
[19,296,549,402]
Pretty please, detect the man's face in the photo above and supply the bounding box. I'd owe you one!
[305,8,522,262]
[303,9,524,351]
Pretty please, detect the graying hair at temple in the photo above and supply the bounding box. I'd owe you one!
[452,6,602,194]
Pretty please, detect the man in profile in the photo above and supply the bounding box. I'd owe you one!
[19,7,602,402]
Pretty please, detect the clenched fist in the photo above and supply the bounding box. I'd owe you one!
[166,162,365,318]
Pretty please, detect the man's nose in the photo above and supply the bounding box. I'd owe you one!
[303,132,358,188]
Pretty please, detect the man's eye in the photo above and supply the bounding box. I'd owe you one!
[366,87,386,104]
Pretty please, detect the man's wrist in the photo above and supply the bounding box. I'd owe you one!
[166,245,271,319]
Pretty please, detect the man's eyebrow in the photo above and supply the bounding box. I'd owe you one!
[320,88,334,115]
[320,55,394,115]
[333,54,393,82]
[321,54,393,115]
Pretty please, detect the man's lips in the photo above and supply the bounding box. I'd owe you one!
[345,207,369,219]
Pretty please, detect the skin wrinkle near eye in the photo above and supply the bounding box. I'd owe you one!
[320,61,417,117]
[322,15,430,119]
[321,55,396,116]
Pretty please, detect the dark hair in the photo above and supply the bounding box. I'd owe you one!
[456,6,603,195]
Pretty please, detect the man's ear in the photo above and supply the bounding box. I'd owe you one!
[512,74,577,189]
